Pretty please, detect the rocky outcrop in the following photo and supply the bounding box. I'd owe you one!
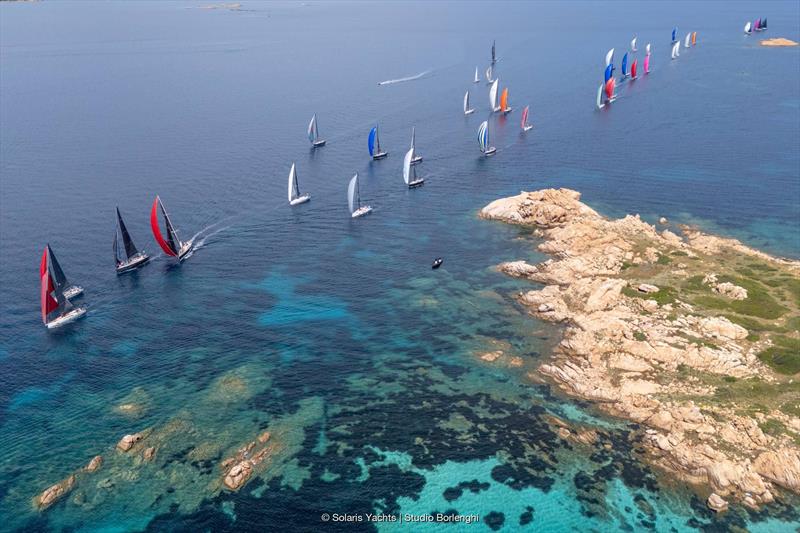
[116,430,149,452]
[707,493,728,513]
[221,431,275,491]
[761,38,798,47]
[34,475,76,510]
[483,188,800,507]
[84,455,103,473]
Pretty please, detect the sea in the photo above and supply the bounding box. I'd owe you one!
[1,1,799,531]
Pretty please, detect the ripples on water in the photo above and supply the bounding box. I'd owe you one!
[0,0,799,531]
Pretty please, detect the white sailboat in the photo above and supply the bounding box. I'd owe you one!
[40,244,87,329]
[288,163,310,206]
[464,90,475,115]
[307,113,326,147]
[489,79,500,112]
[485,65,495,84]
[368,124,388,160]
[409,126,422,164]
[596,84,605,109]
[744,21,752,34]
[477,120,496,156]
[631,36,638,52]
[684,32,691,48]
[474,66,480,83]
[348,172,372,218]
[403,148,424,188]
[671,41,680,59]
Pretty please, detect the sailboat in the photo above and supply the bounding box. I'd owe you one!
[631,36,638,52]
[368,124,388,160]
[500,87,512,114]
[409,126,422,164]
[604,77,616,103]
[671,41,680,60]
[348,172,372,218]
[763,18,767,30]
[41,244,86,329]
[596,83,605,109]
[288,163,311,206]
[644,45,651,74]
[150,195,193,261]
[474,66,480,83]
[754,18,762,31]
[631,58,638,79]
[671,27,678,44]
[464,90,475,115]
[684,33,691,48]
[621,52,629,78]
[40,242,83,299]
[114,207,149,274]
[403,148,424,188]
[477,120,496,156]
[489,79,500,112]
[521,105,533,131]
[485,65,495,84]
[307,114,326,147]
[692,31,697,46]
[744,21,752,34]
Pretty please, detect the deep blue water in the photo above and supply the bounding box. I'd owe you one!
[1,1,799,531]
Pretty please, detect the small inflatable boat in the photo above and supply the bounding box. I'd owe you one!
[432,258,443,269]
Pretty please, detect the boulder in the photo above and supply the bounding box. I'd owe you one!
[637,284,659,294]
[713,282,748,300]
[116,432,146,452]
[223,461,253,490]
[143,447,156,462]
[35,475,76,510]
[258,431,271,444]
[699,317,748,341]
[658,217,668,225]
[85,455,103,473]
[707,493,728,513]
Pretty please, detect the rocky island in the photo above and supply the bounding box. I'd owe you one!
[481,189,800,511]
[760,38,799,47]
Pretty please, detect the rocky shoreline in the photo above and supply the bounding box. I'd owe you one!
[481,188,800,512]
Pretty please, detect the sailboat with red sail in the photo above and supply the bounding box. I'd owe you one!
[150,196,193,261]
[41,244,86,329]
[521,105,533,132]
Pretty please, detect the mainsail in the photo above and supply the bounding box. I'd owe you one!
[464,90,470,113]
[116,207,139,260]
[403,148,414,185]
[596,84,605,109]
[605,48,614,67]
[684,33,691,48]
[671,41,680,59]
[644,53,650,73]
[521,105,530,128]
[744,21,752,34]
[474,67,479,83]
[288,163,300,202]
[347,173,359,214]
[631,36,637,52]
[307,114,319,144]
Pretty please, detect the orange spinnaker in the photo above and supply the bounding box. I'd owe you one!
[500,88,508,111]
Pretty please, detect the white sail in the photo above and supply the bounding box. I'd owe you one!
[671,41,679,59]
[684,33,691,48]
[605,48,614,67]
[403,148,413,185]
[308,114,319,144]
[489,79,499,110]
[464,91,470,113]
[288,163,298,202]
[485,65,493,82]
[347,173,358,214]
[631,37,637,51]
[744,22,751,33]
[410,126,416,158]
[474,66,479,83]
[478,121,488,152]
[646,43,651,54]
[596,84,604,109]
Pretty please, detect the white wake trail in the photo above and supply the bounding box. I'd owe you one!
[377,70,431,86]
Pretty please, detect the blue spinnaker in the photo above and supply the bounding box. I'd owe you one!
[368,127,376,156]
[622,53,628,76]
[604,64,613,83]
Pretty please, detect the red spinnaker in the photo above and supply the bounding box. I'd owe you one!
[631,59,637,79]
[40,247,58,324]
[604,77,615,99]
[150,197,177,256]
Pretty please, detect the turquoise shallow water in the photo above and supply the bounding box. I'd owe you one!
[1,1,799,531]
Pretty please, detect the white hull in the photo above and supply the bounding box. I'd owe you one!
[177,239,194,261]
[312,139,326,147]
[372,151,388,160]
[407,178,424,188]
[290,195,311,206]
[464,108,475,115]
[502,107,513,114]
[492,106,501,113]
[116,252,150,274]
[483,147,497,156]
[63,285,84,300]
[46,307,87,329]
[523,125,533,132]
[351,206,373,218]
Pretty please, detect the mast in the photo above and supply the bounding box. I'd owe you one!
[491,40,496,63]
[355,173,361,208]
[113,231,121,265]
[375,124,381,153]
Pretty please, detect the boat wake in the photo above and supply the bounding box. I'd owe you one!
[182,222,231,260]
[377,70,431,86]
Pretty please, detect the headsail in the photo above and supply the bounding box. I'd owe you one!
[116,207,138,259]
[150,196,178,257]
[477,121,489,152]
[464,90,470,113]
[474,66,479,83]
[489,79,499,109]
[500,88,508,112]
[605,48,614,67]
[308,114,317,144]
[403,148,413,185]
[646,43,651,54]
[368,127,377,157]
[288,163,300,202]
